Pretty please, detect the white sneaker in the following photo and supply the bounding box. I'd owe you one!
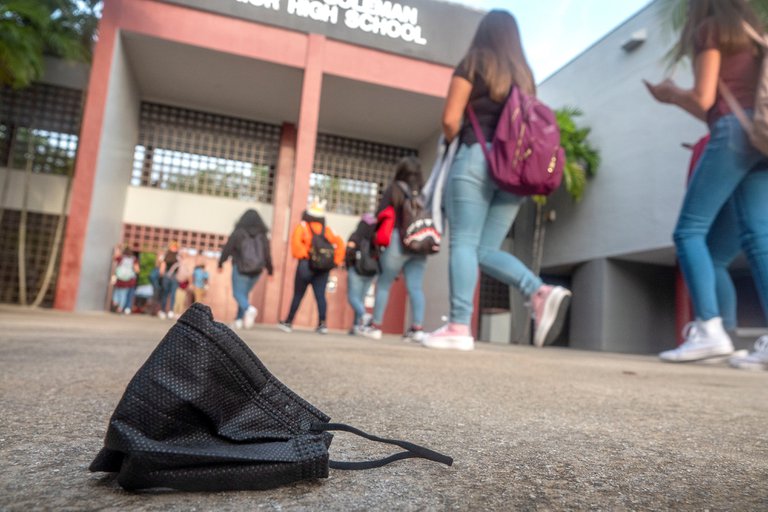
[659,318,734,362]
[233,319,244,330]
[729,336,768,371]
[244,306,258,329]
[123,308,132,315]
[361,325,382,340]
[167,311,175,320]
[157,311,167,320]
[403,327,424,343]
[421,324,474,351]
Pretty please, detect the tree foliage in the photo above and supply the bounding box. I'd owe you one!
[0,0,101,88]
[533,107,600,205]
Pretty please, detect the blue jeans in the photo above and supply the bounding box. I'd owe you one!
[158,275,178,313]
[112,287,131,311]
[347,267,375,327]
[232,265,260,320]
[445,143,543,325]
[372,231,426,326]
[674,113,768,323]
[707,198,740,330]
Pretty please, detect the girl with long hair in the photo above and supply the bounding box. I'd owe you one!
[422,10,572,351]
[645,0,768,368]
[362,156,430,342]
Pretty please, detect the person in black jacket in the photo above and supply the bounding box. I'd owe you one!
[219,209,273,329]
[345,213,378,334]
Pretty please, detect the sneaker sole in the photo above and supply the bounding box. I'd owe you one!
[277,325,292,333]
[421,336,475,351]
[534,289,571,348]
[362,332,382,340]
[659,346,735,363]
[728,351,768,370]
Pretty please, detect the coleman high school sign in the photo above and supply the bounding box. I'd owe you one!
[236,0,428,45]
[158,0,482,66]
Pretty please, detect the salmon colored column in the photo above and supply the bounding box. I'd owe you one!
[276,34,326,322]
[54,0,121,310]
[261,124,297,324]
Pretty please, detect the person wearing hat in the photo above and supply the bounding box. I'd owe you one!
[345,212,379,334]
[279,200,345,334]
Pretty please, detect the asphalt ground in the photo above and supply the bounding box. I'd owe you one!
[1,305,766,511]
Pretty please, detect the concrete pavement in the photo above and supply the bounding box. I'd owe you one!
[1,305,766,511]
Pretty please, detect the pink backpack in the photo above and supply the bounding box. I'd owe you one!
[467,86,564,196]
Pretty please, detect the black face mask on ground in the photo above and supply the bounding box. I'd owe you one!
[90,303,452,492]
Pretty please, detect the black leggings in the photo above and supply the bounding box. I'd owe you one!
[285,260,330,324]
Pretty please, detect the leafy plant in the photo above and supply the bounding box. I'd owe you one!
[528,106,600,288]
[556,107,600,202]
[533,107,600,205]
[0,0,101,88]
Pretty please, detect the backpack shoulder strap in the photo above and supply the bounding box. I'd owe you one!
[466,104,495,170]
[395,180,412,199]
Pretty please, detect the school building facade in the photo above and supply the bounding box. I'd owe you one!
[4,0,764,350]
[0,0,483,331]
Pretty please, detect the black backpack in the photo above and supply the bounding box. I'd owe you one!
[354,236,379,277]
[308,223,336,272]
[90,304,452,491]
[396,181,441,255]
[238,233,266,276]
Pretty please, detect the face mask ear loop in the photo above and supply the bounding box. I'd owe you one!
[311,422,453,470]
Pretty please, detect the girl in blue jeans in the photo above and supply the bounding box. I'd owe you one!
[362,157,428,342]
[422,10,572,351]
[645,0,768,367]
[345,213,378,333]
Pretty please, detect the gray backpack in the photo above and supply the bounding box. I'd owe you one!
[719,22,768,155]
[238,234,266,276]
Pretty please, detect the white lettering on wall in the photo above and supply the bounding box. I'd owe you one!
[287,0,339,24]
[236,0,280,10]
[234,0,427,46]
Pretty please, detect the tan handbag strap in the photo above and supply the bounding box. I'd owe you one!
[742,21,768,49]
[718,79,754,133]
[715,22,765,133]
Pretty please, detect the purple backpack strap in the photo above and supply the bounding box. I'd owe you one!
[466,104,495,172]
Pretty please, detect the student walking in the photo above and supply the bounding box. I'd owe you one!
[112,246,138,314]
[362,157,430,342]
[422,10,571,351]
[219,209,273,330]
[192,259,210,304]
[645,0,768,368]
[156,241,182,320]
[279,201,345,334]
[345,213,379,334]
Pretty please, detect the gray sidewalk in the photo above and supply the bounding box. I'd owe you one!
[1,305,766,511]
